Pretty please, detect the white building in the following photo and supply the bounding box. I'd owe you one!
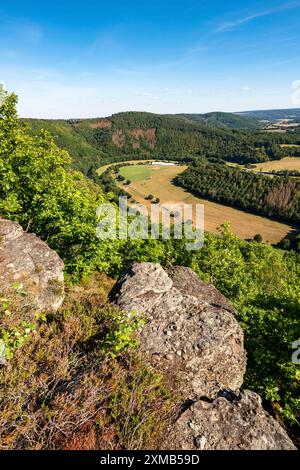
[151,161,175,166]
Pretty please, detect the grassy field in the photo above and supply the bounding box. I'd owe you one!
[117,164,293,244]
[119,165,155,182]
[254,157,300,172]
[96,160,154,175]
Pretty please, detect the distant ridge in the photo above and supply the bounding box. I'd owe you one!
[23,108,300,175]
[237,108,300,121]
[178,112,262,130]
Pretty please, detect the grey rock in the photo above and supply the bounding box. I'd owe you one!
[109,262,246,399]
[0,218,64,312]
[162,390,297,450]
[111,263,296,450]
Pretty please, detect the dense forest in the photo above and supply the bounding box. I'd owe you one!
[175,161,300,226]
[178,111,263,130]
[238,108,300,120]
[25,112,300,175]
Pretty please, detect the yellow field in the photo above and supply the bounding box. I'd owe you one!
[254,157,300,172]
[117,164,293,244]
[279,144,300,148]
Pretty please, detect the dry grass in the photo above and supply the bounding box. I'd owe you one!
[117,164,292,244]
[279,144,300,148]
[254,157,300,172]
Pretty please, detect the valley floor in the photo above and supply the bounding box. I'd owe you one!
[115,164,293,244]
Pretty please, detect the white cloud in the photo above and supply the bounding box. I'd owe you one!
[241,86,251,91]
[215,2,300,32]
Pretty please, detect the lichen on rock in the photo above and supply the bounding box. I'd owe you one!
[109,262,296,450]
[162,390,297,450]
[0,218,64,313]
[109,262,246,400]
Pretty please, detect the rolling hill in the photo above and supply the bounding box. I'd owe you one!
[179,111,262,130]
[24,110,300,174]
[237,107,300,121]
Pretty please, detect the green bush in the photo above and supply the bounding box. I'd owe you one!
[0,283,44,361]
[0,93,123,280]
[190,225,300,426]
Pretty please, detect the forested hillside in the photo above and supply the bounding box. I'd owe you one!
[25,119,103,173]
[238,108,300,121]
[179,111,262,130]
[25,112,300,175]
[175,162,300,226]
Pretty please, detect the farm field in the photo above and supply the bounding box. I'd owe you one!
[119,164,157,182]
[279,144,300,148]
[96,159,154,175]
[117,164,293,244]
[254,157,300,172]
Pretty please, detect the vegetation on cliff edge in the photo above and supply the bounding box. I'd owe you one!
[0,92,299,444]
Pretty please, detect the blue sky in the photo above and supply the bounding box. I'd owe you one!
[1,0,300,117]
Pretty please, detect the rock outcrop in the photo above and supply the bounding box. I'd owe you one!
[110,262,296,450]
[0,218,64,312]
[109,262,246,399]
[162,391,296,450]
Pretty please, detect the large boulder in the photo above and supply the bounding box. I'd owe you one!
[110,262,296,450]
[109,262,246,399]
[162,390,297,450]
[0,219,64,313]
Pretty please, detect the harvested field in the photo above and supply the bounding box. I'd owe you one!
[117,164,293,244]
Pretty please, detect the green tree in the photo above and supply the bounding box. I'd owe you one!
[0,92,122,279]
[253,233,263,243]
[190,226,300,425]
[281,238,291,250]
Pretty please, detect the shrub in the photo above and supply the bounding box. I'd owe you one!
[0,283,44,361]
[0,278,176,450]
[0,92,123,281]
[253,233,263,243]
[191,225,300,427]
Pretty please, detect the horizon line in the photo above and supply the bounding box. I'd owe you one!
[18,105,300,121]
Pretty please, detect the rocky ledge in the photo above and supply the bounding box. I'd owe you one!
[110,262,296,450]
[0,218,64,312]
[0,221,296,450]
[162,391,296,450]
[109,262,246,399]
